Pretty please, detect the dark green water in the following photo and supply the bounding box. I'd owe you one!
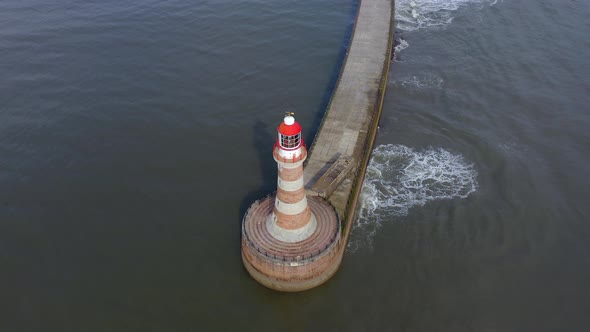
[1,0,589,331]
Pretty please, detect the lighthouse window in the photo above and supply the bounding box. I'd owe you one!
[280,133,300,149]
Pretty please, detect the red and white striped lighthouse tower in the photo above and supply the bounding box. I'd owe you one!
[268,113,316,241]
[242,113,342,292]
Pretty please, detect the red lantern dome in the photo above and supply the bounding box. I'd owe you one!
[277,116,302,136]
[276,115,304,151]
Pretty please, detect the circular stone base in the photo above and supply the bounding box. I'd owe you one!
[242,248,343,292]
[241,194,342,292]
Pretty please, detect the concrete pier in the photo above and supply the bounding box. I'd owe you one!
[305,0,394,246]
[242,0,394,291]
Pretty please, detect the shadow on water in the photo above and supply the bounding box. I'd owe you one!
[239,120,277,222]
[308,0,359,141]
[239,0,359,231]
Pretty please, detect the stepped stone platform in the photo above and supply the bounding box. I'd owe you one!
[241,194,342,291]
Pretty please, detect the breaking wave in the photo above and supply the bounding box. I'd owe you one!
[359,144,478,219]
[395,0,498,31]
[393,37,409,61]
[349,145,478,249]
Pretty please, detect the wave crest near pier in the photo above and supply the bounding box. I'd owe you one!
[348,144,478,251]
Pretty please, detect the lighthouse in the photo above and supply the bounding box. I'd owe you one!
[268,114,315,241]
[242,114,342,292]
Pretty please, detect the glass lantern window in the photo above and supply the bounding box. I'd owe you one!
[280,133,301,149]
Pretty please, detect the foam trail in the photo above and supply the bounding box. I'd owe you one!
[395,0,498,31]
[393,72,444,89]
[348,145,478,251]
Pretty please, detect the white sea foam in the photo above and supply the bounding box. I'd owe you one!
[392,38,409,61]
[396,0,498,31]
[348,145,478,250]
[393,73,444,89]
[395,38,409,53]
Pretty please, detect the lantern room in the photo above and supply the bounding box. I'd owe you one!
[277,114,303,150]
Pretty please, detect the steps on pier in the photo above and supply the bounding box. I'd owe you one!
[306,155,355,198]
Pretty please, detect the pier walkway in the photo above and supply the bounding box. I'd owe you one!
[305,0,395,243]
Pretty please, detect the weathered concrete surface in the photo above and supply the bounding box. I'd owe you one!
[305,0,395,223]
[308,155,355,198]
